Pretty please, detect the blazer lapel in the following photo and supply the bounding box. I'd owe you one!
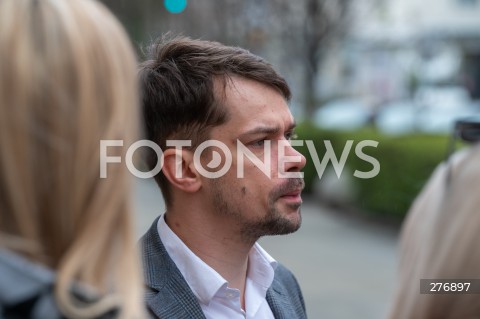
[140,217,206,319]
[266,278,300,319]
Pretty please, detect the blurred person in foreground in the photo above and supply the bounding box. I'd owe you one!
[0,0,144,318]
[138,36,308,319]
[388,142,480,318]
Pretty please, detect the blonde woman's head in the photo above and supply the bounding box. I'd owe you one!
[0,0,142,317]
[389,145,480,319]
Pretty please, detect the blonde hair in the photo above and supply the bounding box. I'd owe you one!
[0,0,143,318]
[388,145,480,319]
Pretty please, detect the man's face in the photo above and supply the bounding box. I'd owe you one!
[201,76,306,242]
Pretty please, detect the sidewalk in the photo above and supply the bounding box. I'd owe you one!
[259,199,399,319]
[134,178,399,319]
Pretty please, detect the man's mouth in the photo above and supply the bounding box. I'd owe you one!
[279,188,303,204]
[281,189,302,197]
[272,178,305,204]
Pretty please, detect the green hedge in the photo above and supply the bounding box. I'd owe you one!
[295,123,449,219]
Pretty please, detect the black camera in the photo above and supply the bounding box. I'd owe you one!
[454,116,480,143]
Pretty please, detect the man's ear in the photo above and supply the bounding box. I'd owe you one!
[162,148,201,193]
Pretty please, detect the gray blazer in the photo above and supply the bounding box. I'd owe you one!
[140,217,308,319]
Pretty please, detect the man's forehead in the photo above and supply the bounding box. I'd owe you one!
[211,76,294,134]
[222,77,289,109]
[231,109,296,138]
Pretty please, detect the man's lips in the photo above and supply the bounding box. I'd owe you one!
[279,189,303,205]
[272,178,305,203]
[280,189,302,197]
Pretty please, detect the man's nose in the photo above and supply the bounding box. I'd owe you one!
[282,141,307,173]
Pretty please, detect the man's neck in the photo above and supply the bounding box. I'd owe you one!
[165,208,256,307]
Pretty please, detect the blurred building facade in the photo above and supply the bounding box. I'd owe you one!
[323,0,480,106]
[100,0,480,121]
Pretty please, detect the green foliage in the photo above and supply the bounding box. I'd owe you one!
[295,123,449,219]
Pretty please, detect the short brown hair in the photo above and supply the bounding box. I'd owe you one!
[138,36,291,205]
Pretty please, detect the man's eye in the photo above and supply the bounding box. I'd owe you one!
[251,139,266,147]
[286,132,298,140]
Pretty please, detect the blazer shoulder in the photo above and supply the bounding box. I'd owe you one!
[137,216,171,292]
[274,263,301,289]
[270,263,307,318]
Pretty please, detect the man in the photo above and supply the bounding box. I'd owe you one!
[138,36,307,319]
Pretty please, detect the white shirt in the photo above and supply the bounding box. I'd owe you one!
[157,214,277,319]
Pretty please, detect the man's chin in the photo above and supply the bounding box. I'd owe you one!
[242,215,300,239]
[269,211,302,235]
[276,199,302,218]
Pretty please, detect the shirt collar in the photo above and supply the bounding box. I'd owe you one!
[157,214,227,305]
[248,243,277,290]
[157,214,278,305]
[245,244,277,318]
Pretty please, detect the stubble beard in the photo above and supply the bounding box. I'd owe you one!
[211,178,304,243]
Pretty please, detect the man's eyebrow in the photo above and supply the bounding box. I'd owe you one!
[238,126,281,138]
[238,121,297,139]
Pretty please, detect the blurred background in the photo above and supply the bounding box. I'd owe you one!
[100,0,480,317]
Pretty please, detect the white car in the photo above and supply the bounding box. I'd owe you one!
[313,98,372,130]
[377,86,478,134]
